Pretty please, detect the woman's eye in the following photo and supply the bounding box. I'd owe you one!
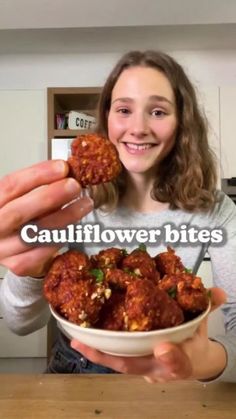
[117,108,130,114]
[151,109,166,117]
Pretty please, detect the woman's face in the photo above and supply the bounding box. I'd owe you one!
[108,66,177,176]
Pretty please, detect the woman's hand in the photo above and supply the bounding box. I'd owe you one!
[0,160,93,277]
[71,287,227,383]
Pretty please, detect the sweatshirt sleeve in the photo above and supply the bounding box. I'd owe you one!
[207,193,236,382]
[0,270,50,335]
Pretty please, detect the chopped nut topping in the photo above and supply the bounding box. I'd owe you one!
[134,268,141,276]
[104,288,112,299]
[80,321,90,328]
[91,292,98,300]
[96,287,104,295]
[124,314,129,327]
[78,311,87,320]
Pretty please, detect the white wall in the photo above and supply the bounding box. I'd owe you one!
[1,50,236,90]
[0,27,236,90]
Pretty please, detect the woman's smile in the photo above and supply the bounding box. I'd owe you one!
[122,141,158,154]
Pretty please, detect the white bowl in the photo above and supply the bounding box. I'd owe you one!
[50,303,211,357]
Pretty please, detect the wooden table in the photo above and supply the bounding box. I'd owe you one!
[0,374,235,419]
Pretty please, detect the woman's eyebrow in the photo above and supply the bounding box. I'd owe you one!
[149,95,174,107]
[111,97,133,105]
[111,95,174,106]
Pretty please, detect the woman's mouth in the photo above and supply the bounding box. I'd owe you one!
[123,142,157,154]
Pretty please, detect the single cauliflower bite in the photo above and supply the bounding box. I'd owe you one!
[154,246,185,277]
[176,274,209,313]
[122,248,160,283]
[44,250,112,326]
[158,272,209,313]
[67,134,122,187]
[105,268,136,291]
[153,288,184,329]
[125,279,161,331]
[43,250,91,307]
[58,278,109,326]
[91,247,125,269]
[125,279,184,331]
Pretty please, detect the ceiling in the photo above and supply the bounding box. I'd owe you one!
[1,0,236,30]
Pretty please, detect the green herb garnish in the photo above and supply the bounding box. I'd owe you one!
[207,289,212,298]
[167,286,177,298]
[122,248,128,256]
[185,268,192,273]
[123,267,136,276]
[90,269,104,283]
[138,244,147,252]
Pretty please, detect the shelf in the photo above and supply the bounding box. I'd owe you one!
[47,87,102,158]
[53,129,89,138]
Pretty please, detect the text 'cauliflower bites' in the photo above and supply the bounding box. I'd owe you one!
[68,133,122,187]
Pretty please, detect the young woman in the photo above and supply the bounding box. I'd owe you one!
[0,51,235,382]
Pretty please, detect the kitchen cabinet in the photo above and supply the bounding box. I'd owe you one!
[219,87,236,179]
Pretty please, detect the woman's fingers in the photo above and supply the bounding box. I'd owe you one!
[38,196,94,229]
[1,245,61,277]
[0,196,94,260]
[0,160,68,208]
[70,340,163,376]
[209,287,227,311]
[0,177,82,237]
[153,343,192,379]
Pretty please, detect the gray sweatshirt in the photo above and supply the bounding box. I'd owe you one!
[1,191,236,381]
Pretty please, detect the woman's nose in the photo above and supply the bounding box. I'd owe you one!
[130,113,149,138]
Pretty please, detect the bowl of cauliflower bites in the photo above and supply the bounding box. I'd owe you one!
[44,245,211,357]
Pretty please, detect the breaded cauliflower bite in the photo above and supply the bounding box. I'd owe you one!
[176,273,209,313]
[44,250,111,326]
[105,268,136,291]
[122,248,160,283]
[154,246,185,277]
[67,133,122,187]
[58,277,108,326]
[125,279,159,331]
[125,279,184,331]
[91,247,125,269]
[43,250,91,307]
[158,272,209,313]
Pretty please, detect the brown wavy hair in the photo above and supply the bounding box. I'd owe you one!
[92,50,218,212]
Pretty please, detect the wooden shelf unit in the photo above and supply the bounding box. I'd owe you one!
[47,87,102,158]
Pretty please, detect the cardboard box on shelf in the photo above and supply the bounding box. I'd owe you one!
[68,111,96,130]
